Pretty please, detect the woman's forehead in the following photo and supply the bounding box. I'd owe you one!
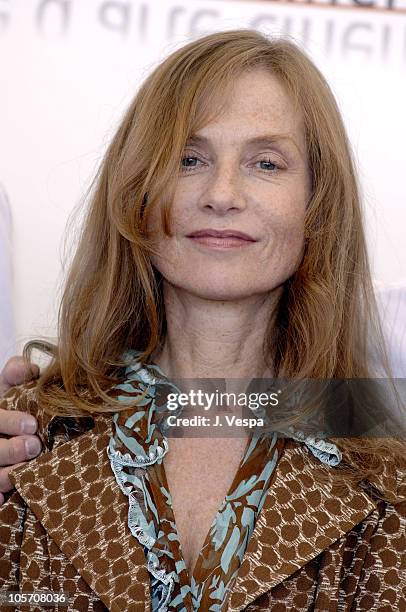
[190,69,305,148]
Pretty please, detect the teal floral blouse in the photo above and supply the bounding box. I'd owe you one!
[107,351,342,611]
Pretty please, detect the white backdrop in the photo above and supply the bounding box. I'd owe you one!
[0,0,405,362]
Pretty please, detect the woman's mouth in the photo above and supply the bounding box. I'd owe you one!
[186,229,257,250]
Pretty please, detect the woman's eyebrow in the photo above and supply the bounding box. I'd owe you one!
[186,133,303,157]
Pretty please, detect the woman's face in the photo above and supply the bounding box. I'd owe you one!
[147,68,312,301]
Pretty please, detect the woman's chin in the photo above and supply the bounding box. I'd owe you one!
[180,282,265,302]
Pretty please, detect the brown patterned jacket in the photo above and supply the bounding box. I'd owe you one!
[0,382,405,612]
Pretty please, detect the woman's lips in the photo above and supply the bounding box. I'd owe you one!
[186,229,257,249]
[187,235,256,249]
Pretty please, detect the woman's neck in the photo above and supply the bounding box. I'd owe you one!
[151,282,281,381]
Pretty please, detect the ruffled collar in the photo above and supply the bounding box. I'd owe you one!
[109,350,342,467]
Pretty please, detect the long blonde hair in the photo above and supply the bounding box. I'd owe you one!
[26,29,405,496]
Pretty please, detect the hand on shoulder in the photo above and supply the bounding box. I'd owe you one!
[0,356,42,505]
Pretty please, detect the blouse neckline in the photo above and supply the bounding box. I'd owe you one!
[107,350,342,611]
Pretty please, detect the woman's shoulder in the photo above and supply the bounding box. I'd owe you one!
[1,380,39,413]
[337,440,406,507]
[361,455,406,507]
[0,381,47,437]
[0,381,109,451]
[288,435,406,508]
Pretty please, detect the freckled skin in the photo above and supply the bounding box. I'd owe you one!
[147,68,311,303]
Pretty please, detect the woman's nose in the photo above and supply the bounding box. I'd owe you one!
[198,163,246,215]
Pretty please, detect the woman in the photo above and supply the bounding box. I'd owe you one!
[0,29,405,611]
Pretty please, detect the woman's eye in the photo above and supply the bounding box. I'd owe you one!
[180,156,203,172]
[255,159,279,173]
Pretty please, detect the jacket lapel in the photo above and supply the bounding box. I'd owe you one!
[225,438,379,611]
[9,415,152,612]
